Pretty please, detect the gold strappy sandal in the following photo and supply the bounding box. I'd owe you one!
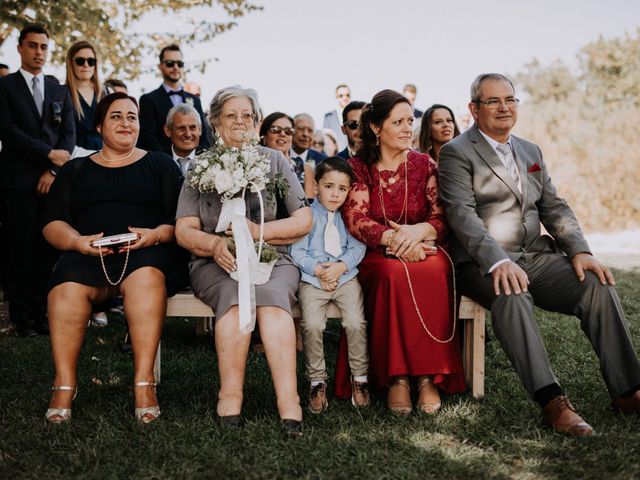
[387,377,412,415]
[417,376,442,414]
[134,381,161,424]
[45,385,77,424]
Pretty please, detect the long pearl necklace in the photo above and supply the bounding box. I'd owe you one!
[99,148,136,163]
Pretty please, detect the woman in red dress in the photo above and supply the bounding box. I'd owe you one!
[340,89,466,414]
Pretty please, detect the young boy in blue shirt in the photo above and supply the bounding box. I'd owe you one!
[290,157,369,413]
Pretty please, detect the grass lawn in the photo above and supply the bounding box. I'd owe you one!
[1,269,639,479]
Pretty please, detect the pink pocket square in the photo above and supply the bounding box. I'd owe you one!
[527,163,541,173]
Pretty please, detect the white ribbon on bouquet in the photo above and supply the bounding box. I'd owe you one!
[215,182,266,334]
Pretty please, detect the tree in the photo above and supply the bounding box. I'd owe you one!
[0,0,261,79]
[515,28,640,231]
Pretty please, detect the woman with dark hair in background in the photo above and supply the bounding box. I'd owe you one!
[340,89,466,415]
[260,111,315,200]
[43,92,186,424]
[418,104,460,163]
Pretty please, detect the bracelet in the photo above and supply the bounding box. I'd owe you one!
[386,230,396,246]
[49,169,57,176]
[154,231,161,246]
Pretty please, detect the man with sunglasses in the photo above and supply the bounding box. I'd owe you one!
[337,101,365,160]
[138,44,209,152]
[0,24,75,337]
[439,73,640,436]
[323,84,351,151]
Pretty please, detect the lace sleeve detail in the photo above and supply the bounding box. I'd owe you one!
[426,157,448,245]
[342,158,387,247]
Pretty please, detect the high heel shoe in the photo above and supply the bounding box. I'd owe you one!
[45,385,77,424]
[417,376,441,414]
[134,381,160,424]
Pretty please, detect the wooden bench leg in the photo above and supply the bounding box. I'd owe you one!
[153,341,161,384]
[471,304,485,398]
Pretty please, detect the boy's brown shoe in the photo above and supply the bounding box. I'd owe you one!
[351,377,371,408]
[309,382,328,413]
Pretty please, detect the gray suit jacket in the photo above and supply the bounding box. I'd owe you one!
[439,125,590,275]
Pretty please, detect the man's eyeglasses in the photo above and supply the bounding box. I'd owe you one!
[475,98,520,110]
[344,120,359,130]
[162,60,185,69]
[223,112,255,124]
[74,57,97,67]
[269,125,295,136]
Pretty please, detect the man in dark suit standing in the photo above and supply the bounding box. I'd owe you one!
[337,101,365,160]
[0,24,75,336]
[439,73,640,436]
[137,44,210,152]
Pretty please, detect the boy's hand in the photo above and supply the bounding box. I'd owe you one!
[319,278,338,291]
[316,262,347,284]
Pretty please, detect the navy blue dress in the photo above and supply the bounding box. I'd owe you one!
[43,151,188,295]
[74,94,102,150]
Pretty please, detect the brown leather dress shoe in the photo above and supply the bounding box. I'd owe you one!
[387,377,412,415]
[612,390,640,414]
[308,382,328,414]
[351,377,370,408]
[542,396,594,436]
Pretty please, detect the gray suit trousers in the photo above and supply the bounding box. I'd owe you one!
[458,251,640,399]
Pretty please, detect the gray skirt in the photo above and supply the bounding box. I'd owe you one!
[189,254,300,320]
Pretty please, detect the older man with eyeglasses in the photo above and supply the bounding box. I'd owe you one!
[137,44,210,152]
[439,73,640,436]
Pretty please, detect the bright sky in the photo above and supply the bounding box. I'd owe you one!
[2,0,639,127]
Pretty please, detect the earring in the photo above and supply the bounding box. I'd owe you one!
[375,135,380,147]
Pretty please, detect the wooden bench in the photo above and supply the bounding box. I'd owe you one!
[157,293,486,398]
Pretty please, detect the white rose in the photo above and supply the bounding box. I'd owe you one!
[214,170,235,194]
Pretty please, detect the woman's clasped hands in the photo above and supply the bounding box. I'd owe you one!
[386,220,438,262]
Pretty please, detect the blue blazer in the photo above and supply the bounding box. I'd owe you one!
[137,85,210,152]
[0,72,75,189]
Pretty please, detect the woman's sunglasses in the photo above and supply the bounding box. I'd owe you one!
[344,120,359,130]
[269,125,295,136]
[74,57,97,67]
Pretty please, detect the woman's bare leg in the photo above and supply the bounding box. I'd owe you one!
[215,306,251,416]
[48,282,111,414]
[257,307,302,421]
[120,267,166,414]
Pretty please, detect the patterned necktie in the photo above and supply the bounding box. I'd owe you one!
[32,76,43,117]
[496,143,519,183]
[292,157,305,183]
[324,211,342,258]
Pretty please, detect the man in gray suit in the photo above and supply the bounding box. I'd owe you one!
[439,73,640,436]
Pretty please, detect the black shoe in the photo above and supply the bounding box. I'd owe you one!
[15,326,38,337]
[35,322,50,335]
[218,414,243,429]
[281,419,303,438]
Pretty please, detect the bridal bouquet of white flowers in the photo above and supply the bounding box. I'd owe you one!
[187,138,271,199]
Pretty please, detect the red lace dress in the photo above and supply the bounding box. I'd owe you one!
[334,151,466,397]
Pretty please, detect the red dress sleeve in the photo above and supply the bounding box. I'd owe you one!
[424,156,448,245]
[342,157,388,247]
